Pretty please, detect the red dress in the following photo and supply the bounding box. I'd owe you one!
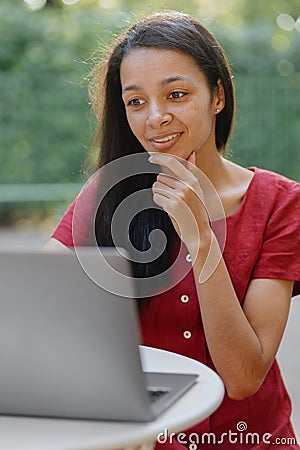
[52,167,300,449]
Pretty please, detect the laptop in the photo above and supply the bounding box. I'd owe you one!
[0,248,198,421]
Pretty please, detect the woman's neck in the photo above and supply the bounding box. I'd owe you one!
[195,149,254,217]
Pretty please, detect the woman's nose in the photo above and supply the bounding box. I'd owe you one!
[146,103,172,128]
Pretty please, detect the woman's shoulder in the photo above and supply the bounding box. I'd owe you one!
[250,166,300,191]
[215,162,299,220]
[247,166,300,210]
[245,166,300,241]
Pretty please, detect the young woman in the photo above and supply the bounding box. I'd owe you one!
[45,11,300,449]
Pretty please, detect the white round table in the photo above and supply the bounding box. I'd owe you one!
[0,346,224,450]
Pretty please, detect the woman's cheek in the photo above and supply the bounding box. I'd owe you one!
[127,114,143,137]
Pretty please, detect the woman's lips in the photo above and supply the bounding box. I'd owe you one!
[148,132,183,150]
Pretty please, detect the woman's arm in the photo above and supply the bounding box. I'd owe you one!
[149,152,293,400]
[192,233,293,400]
[43,238,71,252]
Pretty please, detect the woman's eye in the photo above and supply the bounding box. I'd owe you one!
[169,91,186,99]
[128,98,145,107]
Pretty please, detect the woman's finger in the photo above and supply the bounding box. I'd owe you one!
[149,153,196,182]
[156,173,182,190]
[152,183,173,199]
[186,151,196,166]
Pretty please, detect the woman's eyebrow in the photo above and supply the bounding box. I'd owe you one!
[159,75,193,87]
[122,76,193,95]
[122,84,141,95]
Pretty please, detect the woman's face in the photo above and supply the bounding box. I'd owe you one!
[120,48,222,161]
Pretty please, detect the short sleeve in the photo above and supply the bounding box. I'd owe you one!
[251,178,300,296]
[51,175,99,247]
[51,200,75,247]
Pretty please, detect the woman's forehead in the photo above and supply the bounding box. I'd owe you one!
[120,48,205,87]
[121,47,198,68]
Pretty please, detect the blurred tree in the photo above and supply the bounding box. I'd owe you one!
[240,0,300,22]
[0,0,299,202]
[0,0,97,185]
[46,0,61,7]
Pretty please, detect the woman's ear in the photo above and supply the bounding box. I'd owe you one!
[213,78,225,114]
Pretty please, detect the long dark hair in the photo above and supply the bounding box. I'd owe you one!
[88,11,235,296]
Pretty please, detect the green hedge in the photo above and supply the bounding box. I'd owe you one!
[231,74,300,181]
[0,0,299,193]
[0,1,99,185]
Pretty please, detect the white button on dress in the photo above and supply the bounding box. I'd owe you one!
[183,330,192,339]
[185,253,192,263]
[180,294,189,303]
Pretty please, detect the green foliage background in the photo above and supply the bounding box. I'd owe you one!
[0,0,299,221]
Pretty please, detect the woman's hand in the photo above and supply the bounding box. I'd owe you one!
[148,152,212,260]
[149,153,294,401]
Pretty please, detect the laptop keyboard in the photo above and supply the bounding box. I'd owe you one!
[147,387,170,402]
